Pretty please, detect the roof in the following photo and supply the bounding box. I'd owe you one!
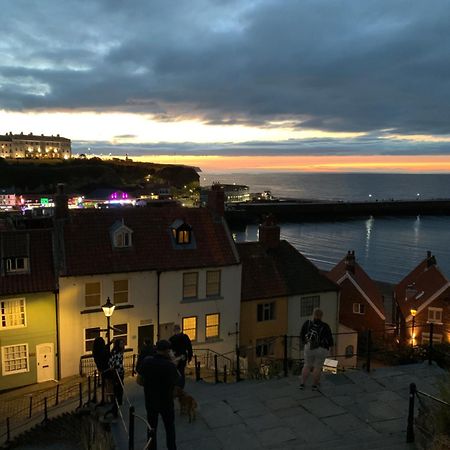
[0,133,70,142]
[0,229,55,295]
[394,254,450,318]
[237,240,339,301]
[62,207,239,276]
[328,256,385,315]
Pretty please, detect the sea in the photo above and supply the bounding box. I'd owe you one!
[201,173,450,284]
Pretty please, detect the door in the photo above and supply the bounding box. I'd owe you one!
[138,325,154,352]
[36,343,55,383]
[159,322,174,341]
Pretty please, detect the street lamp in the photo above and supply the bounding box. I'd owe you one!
[102,297,115,346]
[410,308,417,347]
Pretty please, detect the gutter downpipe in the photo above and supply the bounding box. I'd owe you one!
[157,271,161,341]
[54,288,61,380]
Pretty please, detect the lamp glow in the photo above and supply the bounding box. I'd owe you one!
[102,297,115,317]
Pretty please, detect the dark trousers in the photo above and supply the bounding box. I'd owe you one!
[147,405,176,450]
[177,360,187,389]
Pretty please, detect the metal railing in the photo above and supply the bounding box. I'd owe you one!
[80,350,136,377]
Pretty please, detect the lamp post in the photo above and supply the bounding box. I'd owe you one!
[410,309,417,347]
[102,297,116,346]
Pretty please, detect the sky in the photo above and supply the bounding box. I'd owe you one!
[2,0,450,172]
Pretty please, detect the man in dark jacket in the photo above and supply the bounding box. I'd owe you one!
[169,325,193,389]
[136,337,155,375]
[300,308,334,390]
[142,340,180,450]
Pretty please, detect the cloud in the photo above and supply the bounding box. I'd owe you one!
[1,0,450,138]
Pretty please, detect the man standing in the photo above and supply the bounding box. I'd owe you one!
[141,340,180,450]
[169,324,193,389]
[300,308,333,390]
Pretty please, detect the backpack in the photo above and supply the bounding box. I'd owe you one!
[305,321,322,349]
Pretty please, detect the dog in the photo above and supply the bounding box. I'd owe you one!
[173,387,197,422]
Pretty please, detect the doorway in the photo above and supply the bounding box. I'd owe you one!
[138,325,154,352]
[36,343,55,383]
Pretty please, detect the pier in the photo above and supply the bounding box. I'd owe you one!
[224,198,450,226]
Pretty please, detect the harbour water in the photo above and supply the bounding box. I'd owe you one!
[202,173,450,283]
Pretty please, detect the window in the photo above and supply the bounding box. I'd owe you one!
[1,298,26,329]
[353,303,366,314]
[2,344,29,375]
[171,221,192,245]
[345,345,355,358]
[256,338,274,357]
[257,302,275,321]
[114,230,132,248]
[113,280,128,304]
[183,272,198,299]
[113,323,128,346]
[85,282,101,307]
[206,270,221,297]
[5,257,29,273]
[300,295,320,317]
[421,332,442,345]
[85,327,100,352]
[205,314,220,339]
[428,307,443,324]
[182,316,197,341]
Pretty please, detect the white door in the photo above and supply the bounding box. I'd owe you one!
[36,343,55,383]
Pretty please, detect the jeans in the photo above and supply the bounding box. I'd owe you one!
[147,405,176,450]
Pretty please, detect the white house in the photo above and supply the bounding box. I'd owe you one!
[57,205,241,378]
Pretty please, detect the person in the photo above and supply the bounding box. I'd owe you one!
[108,339,125,416]
[141,340,181,450]
[136,337,156,375]
[92,336,110,375]
[300,308,334,390]
[169,325,193,389]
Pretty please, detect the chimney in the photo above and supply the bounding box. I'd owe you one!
[426,250,436,267]
[345,250,356,274]
[54,183,69,220]
[258,215,280,249]
[207,183,225,217]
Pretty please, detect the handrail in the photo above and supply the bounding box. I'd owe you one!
[194,348,233,365]
[416,389,450,407]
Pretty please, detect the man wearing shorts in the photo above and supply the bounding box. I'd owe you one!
[300,308,334,390]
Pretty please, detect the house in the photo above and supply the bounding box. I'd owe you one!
[328,251,386,335]
[237,218,344,367]
[56,201,241,378]
[0,229,57,390]
[395,251,450,346]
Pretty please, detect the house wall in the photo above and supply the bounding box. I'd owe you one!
[239,296,288,361]
[59,264,241,378]
[338,278,385,334]
[0,292,56,391]
[336,323,358,369]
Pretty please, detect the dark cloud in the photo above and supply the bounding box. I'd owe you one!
[1,0,450,138]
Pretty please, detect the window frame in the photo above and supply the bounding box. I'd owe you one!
[112,323,128,347]
[1,343,29,375]
[300,295,320,317]
[85,281,101,308]
[255,338,275,357]
[206,270,221,297]
[1,297,27,329]
[182,316,197,342]
[113,229,132,248]
[427,307,443,324]
[205,313,220,340]
[84,327,101,353]
[5,257,29,274]
[421,332,442,345]
[257,302,275,322]
[183,272,198,299]
[113,279,129,304]
[353,303,366,315]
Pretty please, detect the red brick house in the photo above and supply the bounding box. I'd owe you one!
[328,250,385,334]
[395,251,450,345]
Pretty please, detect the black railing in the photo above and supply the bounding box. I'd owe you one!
[79,350,135,377]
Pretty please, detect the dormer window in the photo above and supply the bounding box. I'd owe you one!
[110,220,133,248]
[171,220,193,246]
[5,257,29,274]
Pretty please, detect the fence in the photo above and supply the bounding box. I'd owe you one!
[80,350,136,377]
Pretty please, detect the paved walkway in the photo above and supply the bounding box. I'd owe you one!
[116,362,446,450]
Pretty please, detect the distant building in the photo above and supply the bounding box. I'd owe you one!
[0,132,71,159]
[200,183,250,205]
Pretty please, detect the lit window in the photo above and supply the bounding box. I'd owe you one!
[113,323,128,346]
[353,303,366,314]
[257,302,275,321]
[85,282,101,307]
[183,272,198,299]
[428,307,443,324]
[114,280,128,304]
[300,296,320,317]
[256,338,275,357]
[1,298,26,329]
[206,271,221,297]
[205,314,220,339]
[5,257,29,274]
[171,220,193,246]
[1,344,29,375]
[85,327,100,353]
[182,316,197,341]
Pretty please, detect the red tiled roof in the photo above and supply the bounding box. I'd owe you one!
[394,255,449,318]
[62,207,239,276]
[0,229,55,295]
[328,257,385,314]
[237,240,339,302]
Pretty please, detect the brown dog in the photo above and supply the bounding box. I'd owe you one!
[173,387,197,422]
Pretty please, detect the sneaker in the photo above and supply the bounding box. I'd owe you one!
[311,385,319,391]
[299,384,305,390]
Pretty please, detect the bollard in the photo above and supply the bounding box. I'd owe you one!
[214,354,219,384]
[132,354,136,376]
[55,384,60,406]
[87,376,91,405]
[42,397,49,424]
[283,334,288,377]
[236,346,241,382]
[223,365,227,383]
[92,371,98,403]
[128,406,135,450]
[6,417,11,444]
[29,396,33,418]
[77,382,83,410]
[428,323,434,366]
[195,361,201,381]
[366,329,372,373]
[406,383,416,443]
